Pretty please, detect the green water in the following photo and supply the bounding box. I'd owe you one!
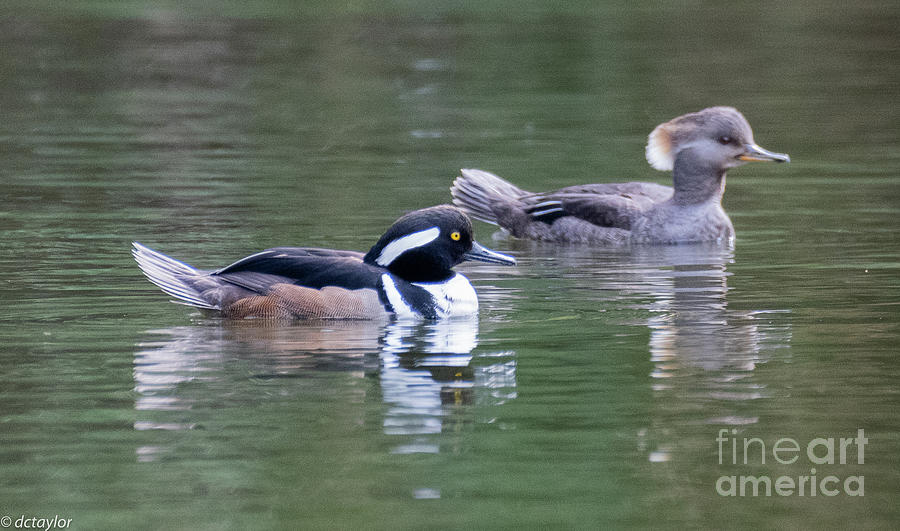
[1,2,898,529]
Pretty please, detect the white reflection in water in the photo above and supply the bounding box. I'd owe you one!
[379,318,516,454]
[132,317,516,461]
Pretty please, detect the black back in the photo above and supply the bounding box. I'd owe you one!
[213,247,383,293]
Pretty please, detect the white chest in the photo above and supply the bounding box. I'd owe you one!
[381,273,478,319]
[414,273,479,318]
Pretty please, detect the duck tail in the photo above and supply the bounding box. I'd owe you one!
[451,169,530,225]
[132,242,219,310]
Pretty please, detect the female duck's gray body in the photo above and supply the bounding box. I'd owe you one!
[451,107,789,245]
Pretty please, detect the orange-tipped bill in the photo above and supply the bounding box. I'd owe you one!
[739,143,790,163]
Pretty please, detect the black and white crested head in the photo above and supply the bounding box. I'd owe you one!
[363,205,515,282]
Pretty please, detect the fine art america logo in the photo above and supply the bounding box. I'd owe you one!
[715,428,867,497]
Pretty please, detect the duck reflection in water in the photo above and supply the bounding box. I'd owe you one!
[131,316,516,462]
[630,244,791,373]
[506,239,791,464]
[626,244,792,463]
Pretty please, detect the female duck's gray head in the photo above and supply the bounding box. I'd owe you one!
[646,106,789,172]
[645,106,789,204]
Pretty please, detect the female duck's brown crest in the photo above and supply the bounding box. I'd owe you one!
[646,121,677,171]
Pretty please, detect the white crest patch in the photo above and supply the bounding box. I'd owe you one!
[376,226,440,267]
[645,123,675,171]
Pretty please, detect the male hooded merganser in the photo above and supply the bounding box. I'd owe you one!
[132,205,515,320]
[451,107,790,244]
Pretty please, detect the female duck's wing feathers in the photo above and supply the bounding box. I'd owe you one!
[523,182,673,229]
[451,168,672,232]
[548,182,672,200]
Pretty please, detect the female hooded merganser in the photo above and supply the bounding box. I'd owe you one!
[451,107,789,245]
[132,205,515,320]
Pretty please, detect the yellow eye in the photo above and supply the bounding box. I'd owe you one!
[450,231,461,241]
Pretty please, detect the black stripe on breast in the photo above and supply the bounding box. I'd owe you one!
[378,275,438,319]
